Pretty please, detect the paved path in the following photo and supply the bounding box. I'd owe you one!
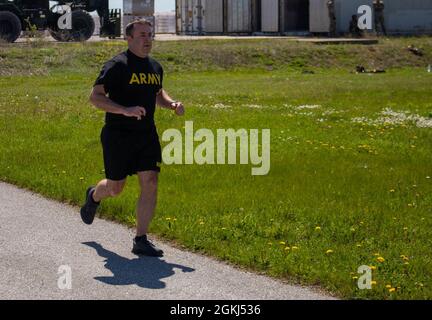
[0,181,335,300]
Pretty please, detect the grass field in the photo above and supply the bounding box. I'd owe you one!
[0,38,431,299]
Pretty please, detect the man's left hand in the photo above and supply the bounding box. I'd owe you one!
[170,102,185,116]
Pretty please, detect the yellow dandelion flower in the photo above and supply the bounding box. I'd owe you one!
[284,247,290,251]
[292,246,299,250]
[352,276,358,280]
[373,253,380,257]
[371,281,377,285]
[165,217,171,221]
[403,227,408,231]
[385,285,392,289]
[315,226,321,231]
[377,257,385,263]
[404,262,410,265]
[326,249,334,254]
[369,266,377,271]
[279,241,286,245]
[389,189,395,193]
[199,221,205,225]
[356,244,362,248]
[389,288,396,293]
[79,177,84,180]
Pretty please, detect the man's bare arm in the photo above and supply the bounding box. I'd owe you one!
[89,85,146,120]
[156,88,176,109]
[156,89,184,116]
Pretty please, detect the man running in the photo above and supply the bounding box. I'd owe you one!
[80,19,184,257]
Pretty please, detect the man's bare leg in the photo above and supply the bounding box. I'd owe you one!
[92,179,127,202]
[136,171,158,237]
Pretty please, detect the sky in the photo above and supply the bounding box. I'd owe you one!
[110,0,175,13]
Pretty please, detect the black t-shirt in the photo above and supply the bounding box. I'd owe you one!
[94,50,163,131]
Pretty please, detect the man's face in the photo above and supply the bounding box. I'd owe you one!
[127,23,153,56]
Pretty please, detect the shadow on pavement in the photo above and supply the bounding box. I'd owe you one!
[82,241,195,289]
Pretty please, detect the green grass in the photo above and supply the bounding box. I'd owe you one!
[1,36,432,75]
[0,39,431,299]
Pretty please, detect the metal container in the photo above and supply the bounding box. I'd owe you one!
[280,0,310,33]
[335,0,432,34]
[176,0,205,34]
[384,0,432,34]
[309,0,330,33]
[155,12,176,34]
[192,0,204,34]
[226,0,252,33]
[176,0,193,33]
[123,0,155,16]
[203,0,223,33]
[261,0,279,33]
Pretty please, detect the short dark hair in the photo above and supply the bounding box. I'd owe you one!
[125,19,153,37]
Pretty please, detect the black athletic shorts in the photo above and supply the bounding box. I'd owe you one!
[100,125,162,181]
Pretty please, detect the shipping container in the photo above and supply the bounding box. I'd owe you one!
[155,12,176,34]
[261,0,279,33]
[326,0,432,34]
[192,0,204,34]
[309,0,330,33]
[385,0,432,34]
[226,0,252,33]
[280,0,310,33]
[176,0,432,36]
[123,0,155,16]
[175,0,194,34]
[175,0,207,34]
[203,0,224,33]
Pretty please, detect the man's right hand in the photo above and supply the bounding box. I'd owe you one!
[123,106,146,120]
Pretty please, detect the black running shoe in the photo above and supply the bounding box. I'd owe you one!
[80,186,99,225]
[132,235,164,257]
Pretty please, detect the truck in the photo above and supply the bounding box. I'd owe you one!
[0,0,121,43]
